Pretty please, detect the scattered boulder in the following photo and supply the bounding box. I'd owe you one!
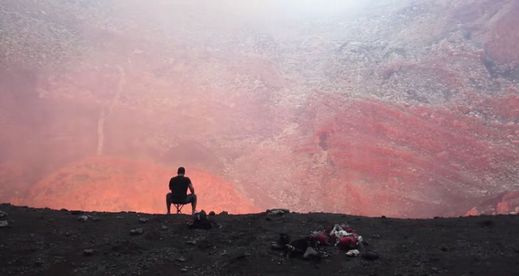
[130,228,144,236]
[361,251,380,261]
[138,217,149,224]
[0,210,7,218]
[0,220,8,228]
[83,249,95,256]
[346,249,360,257]
[303,247,319,259]
[77,215,89,222]
[176,256,186,262]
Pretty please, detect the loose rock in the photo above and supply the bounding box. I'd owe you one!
[130,228,144,235]
[83,249,95,256]
[0,220,8,228]
[346,249,360,257]
[361,251,380,261]
[303,247,319,259]
[138,218,149,224]
[0,210,7,218]
[77,215,89,222]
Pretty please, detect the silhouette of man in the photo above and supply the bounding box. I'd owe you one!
[166,167,197,214]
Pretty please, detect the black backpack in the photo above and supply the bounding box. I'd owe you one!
[189,210,212,230]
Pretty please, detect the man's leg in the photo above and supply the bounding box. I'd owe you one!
[188,194,197,215]
[166,193,172,214]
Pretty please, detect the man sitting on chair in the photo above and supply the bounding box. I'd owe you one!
[166,167,197,215]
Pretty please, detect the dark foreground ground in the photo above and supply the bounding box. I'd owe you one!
[1,203,519,276]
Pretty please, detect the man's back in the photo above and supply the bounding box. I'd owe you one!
[169,175,191,202]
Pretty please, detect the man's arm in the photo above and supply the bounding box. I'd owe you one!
[188,181,195,195]
[169,178,174,192]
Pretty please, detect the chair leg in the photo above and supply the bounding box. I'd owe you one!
[175,204,184,214]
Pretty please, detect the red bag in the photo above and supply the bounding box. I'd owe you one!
[337,236,358,250]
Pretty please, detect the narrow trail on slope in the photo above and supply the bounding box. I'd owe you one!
[96,66,126,155]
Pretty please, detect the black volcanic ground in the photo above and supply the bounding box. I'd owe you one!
[1,204,518,275]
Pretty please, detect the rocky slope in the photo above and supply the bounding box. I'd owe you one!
[0,0,518,217]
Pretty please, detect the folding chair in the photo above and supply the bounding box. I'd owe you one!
[173,202,186,214]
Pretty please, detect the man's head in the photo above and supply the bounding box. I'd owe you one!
[177,167,185,175]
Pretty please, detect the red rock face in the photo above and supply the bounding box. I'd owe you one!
[1,0,518,217]
[303,95,518,216]
[229,93,518,217]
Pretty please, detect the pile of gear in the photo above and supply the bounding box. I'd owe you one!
[188,210,220,230]
[271,223,374,260]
